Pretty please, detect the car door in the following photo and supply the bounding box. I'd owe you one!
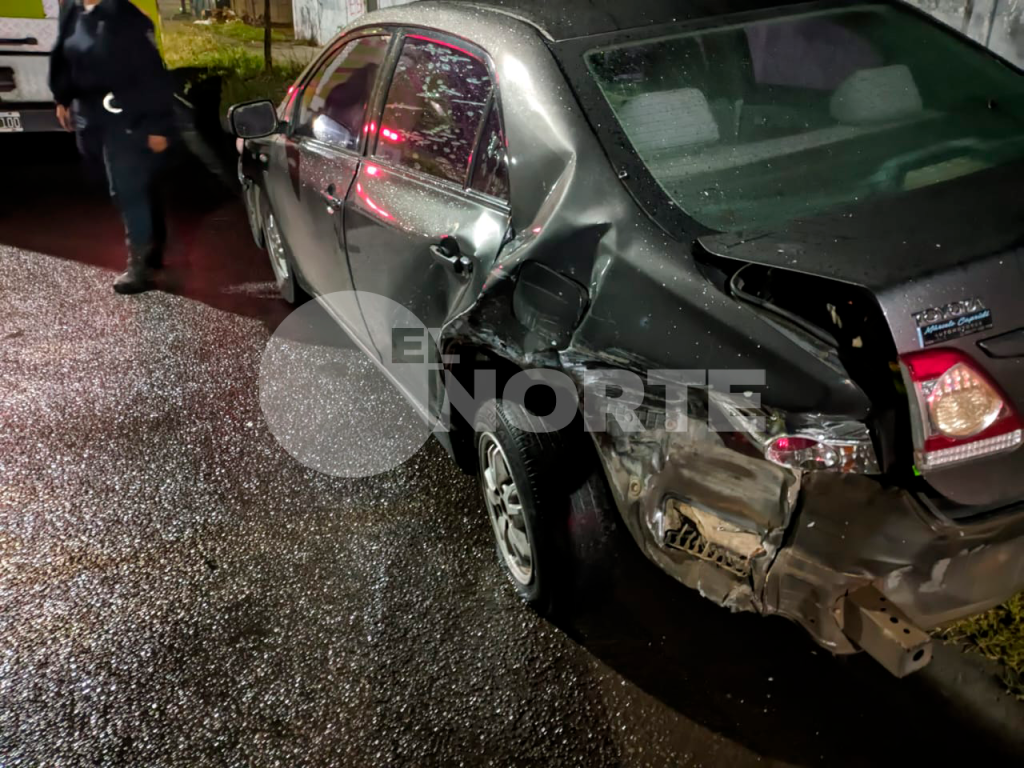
[343,32,512,415]
[263,32,392,350]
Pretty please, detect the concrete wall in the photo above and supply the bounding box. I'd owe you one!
[907,0,1024,67]
[291,0,409,44]
[291,0,1024,64]
[230,0,295,26]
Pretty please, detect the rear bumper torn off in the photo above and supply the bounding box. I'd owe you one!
[767,472,1024,653]
[593,427,1024,668]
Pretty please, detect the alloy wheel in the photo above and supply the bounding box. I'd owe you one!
[478,432,534,585]
[264,211,290,284]
[245,182,262,244]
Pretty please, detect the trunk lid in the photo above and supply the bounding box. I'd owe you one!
[699,161,1024,508]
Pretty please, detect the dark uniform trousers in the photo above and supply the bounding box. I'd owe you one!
[76,101,169,252]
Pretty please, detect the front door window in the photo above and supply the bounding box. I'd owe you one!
[296,35,391,151]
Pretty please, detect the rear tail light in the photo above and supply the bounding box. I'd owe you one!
[901,349,1022,469]
[766,433,879,473]
[712,393,880,474]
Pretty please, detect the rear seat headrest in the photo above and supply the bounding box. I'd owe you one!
[619,88,720,155]
[830,64,923,125]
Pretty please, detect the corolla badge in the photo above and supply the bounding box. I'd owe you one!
[913,298,992,347]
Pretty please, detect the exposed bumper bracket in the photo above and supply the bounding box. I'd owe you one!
[838,585,933,677]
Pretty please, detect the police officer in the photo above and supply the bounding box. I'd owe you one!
[50,0,176,294]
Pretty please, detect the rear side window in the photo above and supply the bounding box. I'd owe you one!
[295,35,390,150]
[374,36,492,184]
[469,104,509,200]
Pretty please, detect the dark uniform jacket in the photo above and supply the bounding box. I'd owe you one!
[49,0,175,137]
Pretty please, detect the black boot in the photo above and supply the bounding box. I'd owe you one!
[144,242,164,271]
[113,246,155,294]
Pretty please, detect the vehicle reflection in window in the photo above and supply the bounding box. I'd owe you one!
[374,36,492,184]
[296,35,389,150]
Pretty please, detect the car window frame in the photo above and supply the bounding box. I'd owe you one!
[287,26,398,157]
[465,92,511,206]
[362,27,509,208]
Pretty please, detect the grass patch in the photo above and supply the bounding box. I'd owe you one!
[940,592,1024,699]
[164,21,265,75]
[211,20,292,45]
[220,66,303,109]
[163,21,304,116]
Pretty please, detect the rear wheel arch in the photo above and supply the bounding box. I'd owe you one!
[441,343,591,475]
[471,392,621,613]
[442,344,522,474]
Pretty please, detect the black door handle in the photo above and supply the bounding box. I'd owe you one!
[429,236,472,276]
[319,184,343,210]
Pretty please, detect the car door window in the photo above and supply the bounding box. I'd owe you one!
[469,104,509,200]
[374,36,492,185]
[295,35,390,150]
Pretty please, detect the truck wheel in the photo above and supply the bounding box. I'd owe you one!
[474,399,618,615]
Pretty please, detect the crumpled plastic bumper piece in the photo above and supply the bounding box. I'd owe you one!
[594,427,1024,657]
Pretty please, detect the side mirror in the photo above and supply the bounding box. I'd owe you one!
[229,100,280,139]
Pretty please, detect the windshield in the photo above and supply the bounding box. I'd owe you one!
[585,5,1024,233]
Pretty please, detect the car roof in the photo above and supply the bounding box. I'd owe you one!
[427,0,817,41]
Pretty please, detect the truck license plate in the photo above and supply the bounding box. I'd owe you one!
[0,112,24,132]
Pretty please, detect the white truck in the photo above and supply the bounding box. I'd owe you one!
[0,0,62,132]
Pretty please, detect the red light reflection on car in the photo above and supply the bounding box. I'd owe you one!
[407,34,480,61]
[355,182,391,219]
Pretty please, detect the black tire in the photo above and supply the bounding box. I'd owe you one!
[474,398,618,615]
[260,195,309,305]
[243,177,266,249]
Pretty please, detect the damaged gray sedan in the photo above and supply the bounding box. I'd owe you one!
[230,0,1024,676]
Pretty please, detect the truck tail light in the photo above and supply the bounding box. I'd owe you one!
[901,349,1022,469]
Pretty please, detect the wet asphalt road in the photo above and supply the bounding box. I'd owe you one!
[1,134,1021,767]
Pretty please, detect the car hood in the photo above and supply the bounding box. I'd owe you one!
[699,159,1024,507]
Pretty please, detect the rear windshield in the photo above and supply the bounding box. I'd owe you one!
[585,4,1024,232]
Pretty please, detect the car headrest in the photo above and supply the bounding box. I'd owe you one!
[830,64,923,125]
[619,87,720,155]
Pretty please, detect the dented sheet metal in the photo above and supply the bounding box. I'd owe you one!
[317,1,1024,672]
[583,406,800,614]
[765,473,1024,652]
[588,417,1024,654]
